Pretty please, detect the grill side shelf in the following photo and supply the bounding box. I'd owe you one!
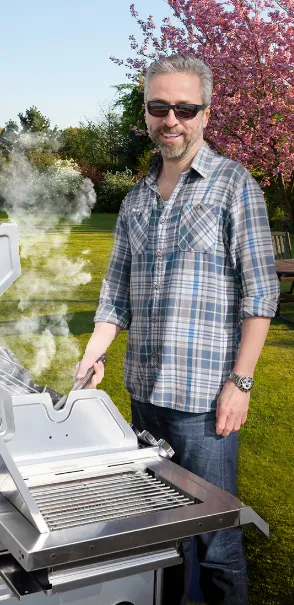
[0,553,44,599]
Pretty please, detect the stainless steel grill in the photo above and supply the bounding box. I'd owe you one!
[30,471,195,531]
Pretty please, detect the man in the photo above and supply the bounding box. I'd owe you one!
[77,54,280,604]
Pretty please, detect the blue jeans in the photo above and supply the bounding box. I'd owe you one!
[131,399,248,605]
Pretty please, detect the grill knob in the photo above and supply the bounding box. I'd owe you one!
[158,439,175,459]
[131,425,174,457]
[137,429,158,446]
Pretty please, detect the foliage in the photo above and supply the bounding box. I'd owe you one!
[0,108,95,216]
[0,108,61,171]
[112,0,294,224]
[96,168,139,212]
[137,149,158,176]
[0,120,20,158]
[114,82,145,136]
[61,112,124,172]
[113,83,153,171]
[18,106,51,133]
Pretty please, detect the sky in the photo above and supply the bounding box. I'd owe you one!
[0,0,174,129]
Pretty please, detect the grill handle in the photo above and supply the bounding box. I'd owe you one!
[0,390,15,442]
[47,548,181,594]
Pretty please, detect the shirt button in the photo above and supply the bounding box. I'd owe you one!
[154,283,160,290]
[155,250,162,258]
[160,218,166,224]
[152,317,157,324]
[152,351,157,357]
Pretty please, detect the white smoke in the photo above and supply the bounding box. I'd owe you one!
[0,131,96,384]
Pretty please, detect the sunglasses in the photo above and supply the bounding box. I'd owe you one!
[146,101,206,120]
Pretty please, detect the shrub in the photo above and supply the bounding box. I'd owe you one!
[95,168,139,213]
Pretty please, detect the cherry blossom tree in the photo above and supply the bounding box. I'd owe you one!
[112,0,294,225]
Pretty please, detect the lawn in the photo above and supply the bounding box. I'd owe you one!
[0,212,293,605]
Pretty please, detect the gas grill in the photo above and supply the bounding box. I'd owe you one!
[0,222,269,604]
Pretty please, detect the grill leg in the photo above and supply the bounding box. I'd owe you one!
[154,569,164,605]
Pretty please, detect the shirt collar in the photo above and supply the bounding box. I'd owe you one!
[144,141,217,189]
[190,141,217,178]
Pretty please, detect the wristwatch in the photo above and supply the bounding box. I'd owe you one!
[229,372,254,392]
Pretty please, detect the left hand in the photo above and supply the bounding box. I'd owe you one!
[215,380,250,437]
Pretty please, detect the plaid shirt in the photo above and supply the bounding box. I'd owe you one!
[95,142,279,412]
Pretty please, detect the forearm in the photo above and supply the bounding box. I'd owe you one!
[84,322,121,360]
[233,316,271,376]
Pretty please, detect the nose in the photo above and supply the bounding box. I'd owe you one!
[163,109,179,128]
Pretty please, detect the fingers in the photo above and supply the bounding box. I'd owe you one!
[76,355,96,380]
[216,413,246,436]
[88,361,105,388]
[241,412,247,425]
[215,383,250,436]
[216,412,235,437]
[76,357,105,389]
[215,411,227,436]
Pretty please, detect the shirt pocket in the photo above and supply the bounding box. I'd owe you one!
[178,203,218,252]
[128,207,150,255]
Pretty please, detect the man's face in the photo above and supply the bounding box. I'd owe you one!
[145,72,210,160]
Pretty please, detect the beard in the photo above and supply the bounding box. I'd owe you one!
[148,122,203,160]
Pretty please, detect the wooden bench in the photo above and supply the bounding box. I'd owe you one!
[272,232,294,309]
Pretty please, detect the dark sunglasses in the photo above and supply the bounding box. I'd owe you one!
[146,101,206,120]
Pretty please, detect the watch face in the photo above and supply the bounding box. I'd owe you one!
[240,376,253,391]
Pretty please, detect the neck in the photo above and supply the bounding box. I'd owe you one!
[161,138,203,181]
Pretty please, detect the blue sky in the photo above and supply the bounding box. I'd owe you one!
[0,0,173,129]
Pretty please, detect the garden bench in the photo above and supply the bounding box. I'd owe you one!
[272,232,294,311]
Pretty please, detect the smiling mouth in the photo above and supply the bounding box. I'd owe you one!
[161,133,182,139]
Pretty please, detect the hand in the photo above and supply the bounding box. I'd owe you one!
[215,380,250,437]
[75,354,105,389]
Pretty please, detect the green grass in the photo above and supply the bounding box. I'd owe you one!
[0,212,293,604]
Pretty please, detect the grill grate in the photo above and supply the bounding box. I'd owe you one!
[0,349,38,395]
[30,471,194,531]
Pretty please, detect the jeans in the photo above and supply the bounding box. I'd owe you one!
[131,399,248,605]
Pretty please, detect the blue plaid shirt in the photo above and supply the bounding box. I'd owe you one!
[95,143,279,412]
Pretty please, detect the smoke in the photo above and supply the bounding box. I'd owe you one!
[0,131,96,386]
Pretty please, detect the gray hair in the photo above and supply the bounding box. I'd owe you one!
[144,53,213,106]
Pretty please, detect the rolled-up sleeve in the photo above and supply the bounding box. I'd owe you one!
[94,201,132,329]
[228,173,280,319]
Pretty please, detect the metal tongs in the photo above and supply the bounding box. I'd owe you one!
[54,353,107,410]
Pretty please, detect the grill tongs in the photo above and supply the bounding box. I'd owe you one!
[0,347,107,411]
[54,353,107,410]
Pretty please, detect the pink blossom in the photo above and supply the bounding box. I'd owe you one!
[112,0,294,194]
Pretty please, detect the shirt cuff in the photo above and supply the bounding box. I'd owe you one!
[94,304,131,330]
[239,296,279,319]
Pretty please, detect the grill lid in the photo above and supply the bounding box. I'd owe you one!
[0,223,21,296]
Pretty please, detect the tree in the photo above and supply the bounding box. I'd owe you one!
[0,108,60,172]
[0,120,19,158]
[61,111,124,175]
[18,106,51,132]
[113,83,154,171]
[112,0,294,226]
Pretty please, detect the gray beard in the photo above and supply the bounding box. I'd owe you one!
[149,127,203,160]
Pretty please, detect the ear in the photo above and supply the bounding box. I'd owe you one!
[203,106,210,128]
